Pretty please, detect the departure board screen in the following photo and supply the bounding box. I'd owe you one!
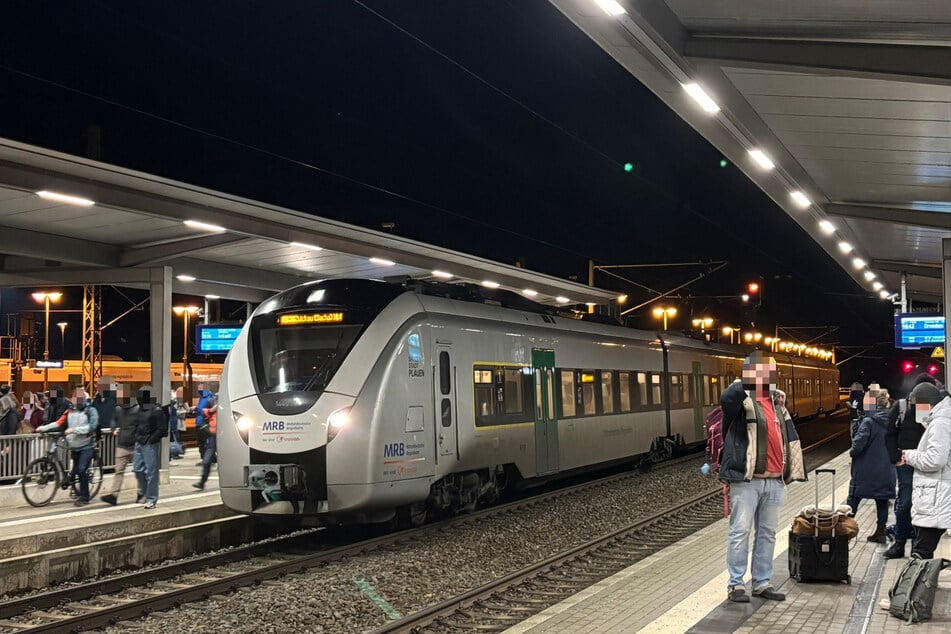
[894,314,945,349]
[196,325,242,354]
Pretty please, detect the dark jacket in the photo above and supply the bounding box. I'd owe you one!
[133,387,165,446]
[44,386,70,425]
[885,400,926,463]
[194,389,215,428]
[719,380,806,484]
[93,393,117,429]
[114,402,140,450]
[850,409,897,499]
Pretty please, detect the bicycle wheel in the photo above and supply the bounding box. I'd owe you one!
[21,458,60,507]
[71,453,104,499]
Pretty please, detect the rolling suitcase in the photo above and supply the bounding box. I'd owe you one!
[788,468,851,584]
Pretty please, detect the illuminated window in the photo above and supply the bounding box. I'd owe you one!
[601,371,615,414]
[636,372,647,406]
[582,369,597,415]
[650,373,662,405]
[618,372,632,412]
[560,370,576,418]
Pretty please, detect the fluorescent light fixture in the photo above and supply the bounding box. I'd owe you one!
[594,0,626,15]
[431,270,453,279]
[852,258,866,269]
[204,294,220,300]
[872,281,883,291]
[290,241,322,251]
[818,220,836,234]
[748,149,774,170]
[879,290,891,299]
[837,241,853,254]
[681,83,720,114]
[789,191,811,208]
[863,270,876,281]
[522,289,538,297]
[369,257,395,266]
[183,220,226,233]
[176,274,196,282]
[555,296,570,303]
[36,190,95,207]
[481,280,501,289]
[585,302,597,307]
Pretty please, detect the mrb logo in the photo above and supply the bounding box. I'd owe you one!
[383,442,405,458]
[262,420,286,432]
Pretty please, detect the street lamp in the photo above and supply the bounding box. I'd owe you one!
[57,322,68,358]
[652,306,677,331]
[722,326,741,345]
[692,317,714,332]
[32,291,63,390]
[173,305,200,403]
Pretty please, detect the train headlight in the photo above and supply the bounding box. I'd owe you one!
[233,411,252,445]
[327,407,351,443]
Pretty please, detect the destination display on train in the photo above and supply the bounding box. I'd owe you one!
[278,312,344,326]
[895,313,945,349]
[196,325,243,354]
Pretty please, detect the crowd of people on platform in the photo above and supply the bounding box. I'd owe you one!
[0,381,218,509]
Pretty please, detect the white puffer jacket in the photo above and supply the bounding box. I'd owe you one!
[905,397,951,529]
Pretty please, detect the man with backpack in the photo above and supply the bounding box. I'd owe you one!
[132,386,166,509]
[719,352,806,603]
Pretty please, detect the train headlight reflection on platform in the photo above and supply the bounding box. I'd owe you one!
[327,407,351,442]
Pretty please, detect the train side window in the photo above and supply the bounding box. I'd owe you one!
[441,398,452,427]
[635,372,647,407]
[474,367,495,419]
[559,370,576,418]
[581,370,597,415]
[703,375,712,405]
[439,351,451,396]
[618,371,632,412]
[650,373,662,406]
[670,374,681,405]
[503,367,525,414]
[601,371,615,414]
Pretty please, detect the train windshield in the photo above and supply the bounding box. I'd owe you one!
[253,323,363,393]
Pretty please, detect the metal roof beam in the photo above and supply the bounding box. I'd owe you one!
[684,37,951,86]
[0,226,120,267]
[162,257,311,292]
[825,203,951,230]
[873,260,942,279]
[119,234,248,267]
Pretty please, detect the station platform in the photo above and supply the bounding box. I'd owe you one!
[0,458,246,595]
[505,451,951,634]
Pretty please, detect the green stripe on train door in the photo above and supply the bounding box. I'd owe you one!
[692,361,704,438]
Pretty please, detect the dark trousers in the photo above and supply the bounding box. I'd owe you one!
[196,424,208,459]
[912,526,947,559]
[894,465,915,542]
[846,495,890,528]
[199,435,216,484]
[70,445,94,502]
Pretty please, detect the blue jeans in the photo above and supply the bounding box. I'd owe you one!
[200,435,216,484]
[70,445,94,502]
[728,478,786,590]
[133,442,160,504]
[895,465,914,542]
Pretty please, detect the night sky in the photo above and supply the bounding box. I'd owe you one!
[0,1,918,387]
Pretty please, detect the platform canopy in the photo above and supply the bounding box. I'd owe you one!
[551,0,950,304]
[0,138,615,306]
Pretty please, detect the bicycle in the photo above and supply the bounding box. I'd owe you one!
[20,432,103,507]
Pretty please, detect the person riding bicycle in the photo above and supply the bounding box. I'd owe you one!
[36,388,99,506]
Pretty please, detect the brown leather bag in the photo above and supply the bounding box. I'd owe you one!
[791,513,859,539]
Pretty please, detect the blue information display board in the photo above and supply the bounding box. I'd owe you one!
[196,325,243,354]
[894,313,945,349]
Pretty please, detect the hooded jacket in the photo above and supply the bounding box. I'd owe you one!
[849,409,896,499]
[718,380,806,484]
[113,400,140,450]
[904,397,951,529]
[133,388,165,446]
[194,389,215,428]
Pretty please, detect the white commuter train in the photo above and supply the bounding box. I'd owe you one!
[217,279,839,524]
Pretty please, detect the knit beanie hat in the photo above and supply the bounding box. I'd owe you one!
[909,382,943,406]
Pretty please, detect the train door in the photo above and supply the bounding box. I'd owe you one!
[434,344,457,458]
[691,362,704,437]
[532,348,559,475]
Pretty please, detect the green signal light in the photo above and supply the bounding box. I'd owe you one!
[719,159,728,168]
[623,162,634,172]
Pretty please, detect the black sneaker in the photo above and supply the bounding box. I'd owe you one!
[753,587,785,601]
[728,587,750,603]
[883,542,906,559]
[100,494,118,506]
[74,499,89,507]
[135,493,145,504]
[192,482,205,490]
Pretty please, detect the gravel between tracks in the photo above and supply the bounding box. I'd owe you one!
[105,457,716,634]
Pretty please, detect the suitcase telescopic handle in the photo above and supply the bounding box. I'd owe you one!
[814,469,836,514]
[815,469,836,475]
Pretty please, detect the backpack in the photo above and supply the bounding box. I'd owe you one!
[888,556,951,623]
[704,406,724,472]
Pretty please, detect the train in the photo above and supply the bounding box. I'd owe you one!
[217,279,839,525]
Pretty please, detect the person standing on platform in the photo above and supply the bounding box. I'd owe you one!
[92,380,117,430]
[720,351,806,603]
[193,385,215,466]
[846,386,895,543]
[132,386,165,510]
[900,382,951,559]
[101,384,138,505]
[192,398,218,490]
[884,373,940,558]
[0,385,20,436]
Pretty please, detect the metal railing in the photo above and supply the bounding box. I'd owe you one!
[0,433,118,484]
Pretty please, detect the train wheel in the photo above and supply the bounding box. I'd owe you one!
[394,502,428,528]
